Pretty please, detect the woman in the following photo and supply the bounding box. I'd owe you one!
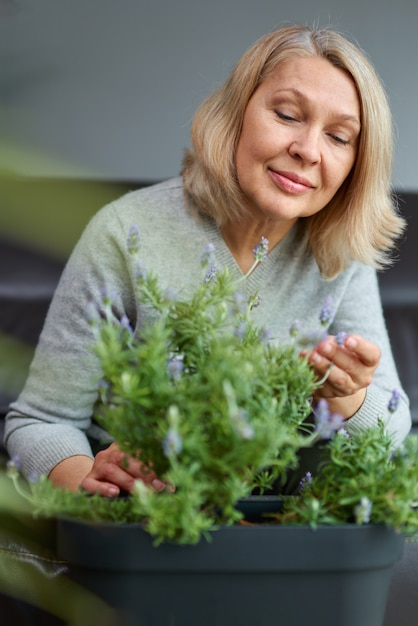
[5,25,410,495]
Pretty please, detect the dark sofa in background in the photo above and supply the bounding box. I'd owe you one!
[0,178,417,625]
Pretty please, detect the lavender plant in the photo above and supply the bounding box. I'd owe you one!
[78,234,318,543]
[280,417,418,534]
[7,230,418,545]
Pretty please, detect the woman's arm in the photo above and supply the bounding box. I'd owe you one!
[305,264,411,445]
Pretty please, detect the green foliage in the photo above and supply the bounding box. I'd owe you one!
[12,239,418,546]
[28,251,318,544]
[83,260,316,543]
[281,421,418,533]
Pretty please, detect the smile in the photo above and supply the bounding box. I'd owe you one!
[268,169,315,195]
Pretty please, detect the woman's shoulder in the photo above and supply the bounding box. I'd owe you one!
[97,177,185,224]
[112,177,183,209]
[83,178,185,232]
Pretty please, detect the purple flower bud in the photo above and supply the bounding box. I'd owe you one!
[314,399,344,439]
[162,428,183,457]
[134,262,147,282]
[8,454,21,471]
[252,236,269,263]
[337,428,350,439]
[298,471,313,493]
[388,389,401,413]
[100,289,116,308]
[203,264,218,283]
[85,301,101,326]
[354,497,372,524]
[6,455,21,478]
[248,293,262,310]
[200,243,216,267]
[120,315,133,334]
[167,357,184,380]
[319,295,335,326]
[335,331,348,346]
[289,320,302,338]
[127,224,140,254]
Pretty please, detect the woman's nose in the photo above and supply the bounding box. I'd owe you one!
[288,127,321,164]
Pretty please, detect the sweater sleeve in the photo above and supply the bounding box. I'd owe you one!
[4,204,135,480]
[329,264,411,447]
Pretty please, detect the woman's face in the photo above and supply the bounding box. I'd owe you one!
[235,56,361,224]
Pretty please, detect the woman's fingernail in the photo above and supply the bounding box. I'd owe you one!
[321,343,332,355]
[151,479,166,492]
[107,486,119,497]
[346,337,358,349]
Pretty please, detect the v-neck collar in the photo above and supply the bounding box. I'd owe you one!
[201,213,299,291]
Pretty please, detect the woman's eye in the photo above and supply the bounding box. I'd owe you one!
[276,111,297,122]
[330,134,349,146]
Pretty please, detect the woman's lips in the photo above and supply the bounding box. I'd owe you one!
[269,169,315,195]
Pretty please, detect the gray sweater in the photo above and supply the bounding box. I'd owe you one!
[5,178,411,480]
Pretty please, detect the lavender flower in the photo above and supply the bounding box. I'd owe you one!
[200,243,216,267]
[298,471,313,493]
[134,261,147,282]
[337,428,350,439]
[252,236,269,263]
[354,496,372,524]
[203,264,218,283]
[167,357,184,380]
[162,427,183,457]
[100,289,116,309]
[248,293,262,310]
[127,224,140,254]
[335,331,348,346]
[289,319,302,338]
[314,399,344,439]
[120,315,133,334]
[85,301,100,326]
[319,295,335,326]
[388,388,401,413]
[6,455,21,479]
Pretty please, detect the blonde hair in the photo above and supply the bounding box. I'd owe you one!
[182,25,405,279]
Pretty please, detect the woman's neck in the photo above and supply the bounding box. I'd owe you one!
[220,218,297,274]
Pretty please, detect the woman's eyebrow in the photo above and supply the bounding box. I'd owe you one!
[271,87,360,127]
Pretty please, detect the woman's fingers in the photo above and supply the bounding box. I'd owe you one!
[303,334,381,398]
[80,442,166,497]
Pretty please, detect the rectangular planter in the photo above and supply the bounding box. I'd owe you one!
[57,519,404,626]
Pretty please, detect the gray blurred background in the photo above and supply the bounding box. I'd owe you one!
[1,0,417,189]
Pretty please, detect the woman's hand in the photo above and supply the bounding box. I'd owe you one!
[301,333,381,419]
[80,442,166,497]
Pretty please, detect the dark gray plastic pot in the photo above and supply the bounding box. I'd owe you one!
[56,516,404,626]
